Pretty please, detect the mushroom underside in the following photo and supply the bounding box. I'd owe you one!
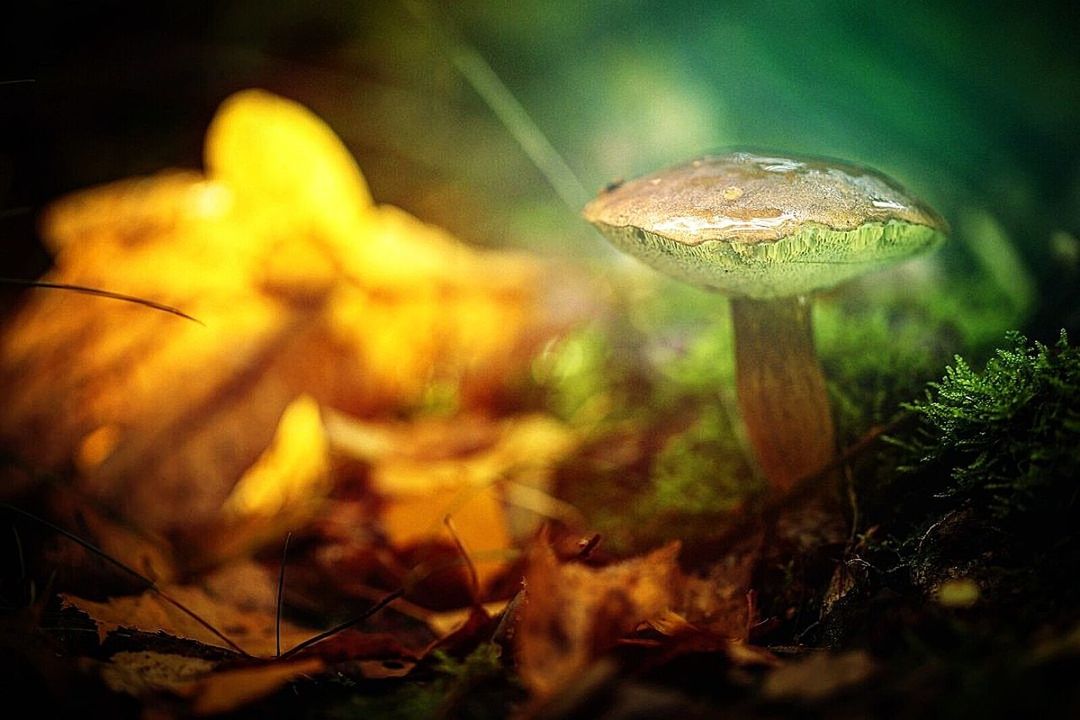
[596,220,942,299]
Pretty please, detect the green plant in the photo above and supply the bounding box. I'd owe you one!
[901,330,1079,519]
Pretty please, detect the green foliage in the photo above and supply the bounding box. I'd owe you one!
[901,330,1080,518]
[817,246,1030,444]
[533,324,627,428]
[321,682,441,720]
[540,266,1028,550]
[536,274,737,430]
[818,301,952,442]
[845,331,1080,658]
[649,404,760,514]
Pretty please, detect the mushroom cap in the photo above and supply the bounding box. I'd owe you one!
[583,152,947,298]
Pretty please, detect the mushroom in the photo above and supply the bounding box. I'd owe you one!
[584,152,946,494]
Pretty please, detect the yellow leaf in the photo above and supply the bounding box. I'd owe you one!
[205,89,374,250]
[182,395,333,564]
[0,89,589,543]
[382,482,510,592]
[222,395,330,523]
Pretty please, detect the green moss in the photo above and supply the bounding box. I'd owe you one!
[540,257,1037,555]
[817,300,953,443]
[901,330,1080,518]
[817,260,1026,444]
[649,404,760,514]
[319,682,441,720]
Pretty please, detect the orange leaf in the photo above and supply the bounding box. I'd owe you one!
[0,89,589,545]
[326,412,578,594]
[516,540,683,699]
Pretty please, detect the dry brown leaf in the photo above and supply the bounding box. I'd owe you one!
[326,412,578,593]
[515,535,765,700]
[62,561,315,657]
[100,650,217,697]
[677,550,759,638]
[0,89,586,541]
[99,650,324,716]
[516,540,683,699]
[355,658,416,679]
[424,600,511,639]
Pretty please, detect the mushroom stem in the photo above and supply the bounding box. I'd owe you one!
[729,295,836,494]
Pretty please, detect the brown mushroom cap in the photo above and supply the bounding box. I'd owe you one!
[584,152,947,298]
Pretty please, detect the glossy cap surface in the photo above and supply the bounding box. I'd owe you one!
[584,152,946,298]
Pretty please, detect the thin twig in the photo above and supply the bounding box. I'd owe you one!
[278,589,404,660]
[276,532,292,658]
[444,514,480,606]
[0,278,204,325]
[1,503,248,656]
[402,0,590,211]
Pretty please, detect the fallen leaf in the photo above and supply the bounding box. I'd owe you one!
[287,630,418,664]
[100,650,216,697]
[99,649,324,715]
[204,89,373,250]
[61,562,315,657]
[222,395,330,523]
[516,539,683,699]
[326,412,579,593]
[424,601,511,640]
[0,89,587,542]
[189,395,332,565]
[190,657,324,716]
[355,658,416,679]
[45,491,178,589]
[677,549,759,638]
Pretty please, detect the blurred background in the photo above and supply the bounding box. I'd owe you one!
[2,0,1078,335]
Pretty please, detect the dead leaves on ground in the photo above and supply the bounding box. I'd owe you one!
[516,535,764,700]
[61,560,314,656]
[322,411,579,594]
[0,88,586,546]
[53,529,782,714]
[59,559,418,714]
[517,541,685,698]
